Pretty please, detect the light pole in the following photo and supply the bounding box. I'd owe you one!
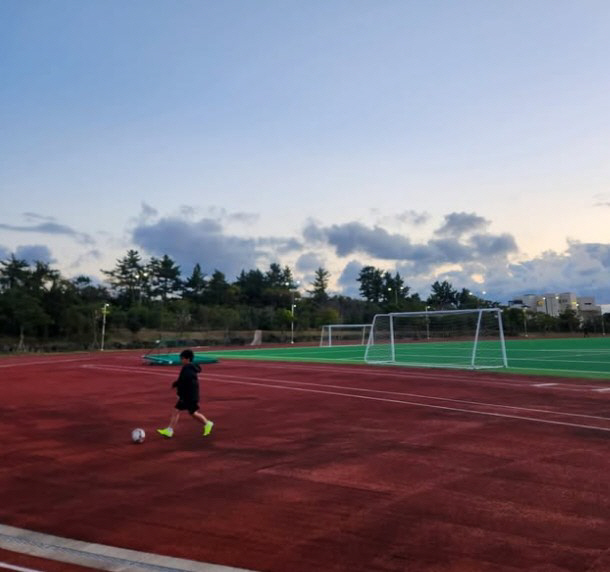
[288,289,295,344]
[286,281,300,344]
[425,306,430,340]
[522,306,528,337]
[139,271,148,305]
[100,303,109,351]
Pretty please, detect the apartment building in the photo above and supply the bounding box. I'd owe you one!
[509,292,601,317]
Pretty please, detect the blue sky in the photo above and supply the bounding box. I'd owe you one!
[1,0,609,304]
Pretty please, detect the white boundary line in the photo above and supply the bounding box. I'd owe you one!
[0,561,44,572]
[0,524,254,572]
[202,372,610,422]
[82,360,610,394]
[0,357,96,369]
[83,363,610,432]
[209,376,610,433]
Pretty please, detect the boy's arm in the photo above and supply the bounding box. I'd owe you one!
[172,365,186,388]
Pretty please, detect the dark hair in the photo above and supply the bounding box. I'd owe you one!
[180,349,194,361]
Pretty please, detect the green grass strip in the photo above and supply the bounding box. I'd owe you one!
[194,336,610,381]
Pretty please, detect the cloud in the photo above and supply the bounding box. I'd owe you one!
[0,244,55,265]
[465,241,610,303]
[294,252,328,293]
[308,221,414,259]
[227,212,260,225]
[296,252,325,272]
[435,212,489,237]
[132,216,262,278]
[304,219,517,271]
[130,204,302,279]
[370,209,431,227]
[204,206,259,225]
[14,245,55,264]
[0,221,95,245]
[69,249,103,270]
[337,260,364,297]
[396,210,430,226]
[115,206,610,305]
[300,217,610,304]
[469,233,518,257]
[257,236,302,254]
[593,193,610,207]
[139,202,159,222]
[580,242,610,268]
[23,212,56,223]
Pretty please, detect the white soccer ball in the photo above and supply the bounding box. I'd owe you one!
[131,428,146,444]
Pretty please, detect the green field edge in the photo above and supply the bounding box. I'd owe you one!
[186,348,610,382]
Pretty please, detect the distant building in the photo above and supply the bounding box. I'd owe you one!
[509,292,601,317]
[577,296,602,319]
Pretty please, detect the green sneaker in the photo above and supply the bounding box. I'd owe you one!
[157,428,174,438]
[203,421,214,436]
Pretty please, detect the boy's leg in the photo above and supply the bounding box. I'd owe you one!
[191,411,208,424]
[169,409,181,429]
[157,409,181,437]
[190,410,214,436]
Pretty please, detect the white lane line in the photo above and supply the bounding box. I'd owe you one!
[82,363,610,423]
[0,524,254,572]
[532,383,558,387]
[205,359,610,391]
[0,561,44,572]
[593,387,610,392]
[0,357,95,369]
[206,372,610,422]
[211,377,610,433]
[82,361,606,395]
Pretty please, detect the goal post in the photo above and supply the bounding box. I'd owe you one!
[364,308,508,369]
[320,323,372,347]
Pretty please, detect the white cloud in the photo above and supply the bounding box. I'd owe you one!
[0,221,95,245]
[435,212,489,237]
[3,205,607,305]
[14,244,55,264]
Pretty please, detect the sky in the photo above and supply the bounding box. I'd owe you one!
[1,0,610,304]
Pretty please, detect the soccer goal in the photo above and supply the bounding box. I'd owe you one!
[364,308,508,369]
[320,323,372,347]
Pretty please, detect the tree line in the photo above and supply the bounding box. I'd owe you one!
[0,250,604,351]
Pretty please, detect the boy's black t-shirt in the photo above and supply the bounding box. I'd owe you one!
[174,362,202,402]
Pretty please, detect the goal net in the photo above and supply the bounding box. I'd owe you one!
[320,323,372,347]
[364,309,507,369]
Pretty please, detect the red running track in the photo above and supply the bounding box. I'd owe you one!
[0,351,609,571]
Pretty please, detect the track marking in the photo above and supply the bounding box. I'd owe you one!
[82,361,608,394]
[204,371,610,422]
[212,376,610,432]
[82,363,610,432]
[0,357,96,369]
[83,363,610,422]
[0,524,254,572]
[0,562,44,572]
[532,383,558,387]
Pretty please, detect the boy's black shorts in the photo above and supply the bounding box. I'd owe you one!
[175,399,200,414]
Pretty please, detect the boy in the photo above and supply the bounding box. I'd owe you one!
[157,349,214,438]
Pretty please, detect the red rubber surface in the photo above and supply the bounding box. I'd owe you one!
[1,351,609,571]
